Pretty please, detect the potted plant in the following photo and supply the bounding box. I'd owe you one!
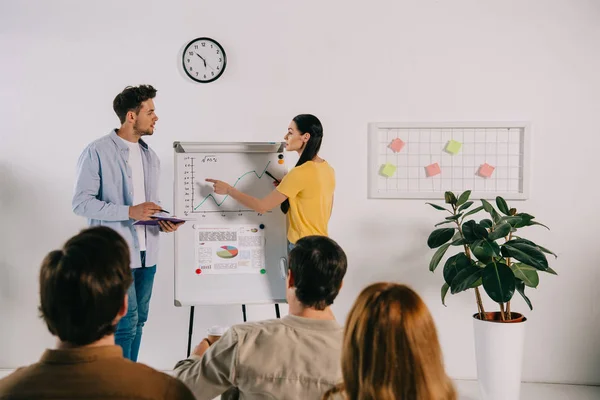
[426,190,556,400]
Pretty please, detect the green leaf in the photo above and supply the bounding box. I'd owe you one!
[470,278,483,289]
[444,191,458,205]
[496,196,510,216]
[480,219,493,228]
[502,240,549,271]
[458,201,474,212]
[443,253,472,285]
[513,213,550,230]
[481,199,495,213]
[530,221,550,230]
[482,262,516,303]
[510,263,540,288]
[471,239,501,263]
[434,220,453,227]
[427,228,456,249]
[429,243,451,272]
[457,190,472,206]
[488,223,511,241]
[510,238,557,259]
[451,238,466,246]
[462,220,489,243]
[515,279,533,310]
[481,199,501,223]
[450,265,483,294]
[498,216,524,227]
[441,283,450,306]
[463,206,484,219]
[445,213,463,221]
[544,267,558,275]
[426,202,448,211]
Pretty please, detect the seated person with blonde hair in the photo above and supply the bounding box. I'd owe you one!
[324,283,457,400]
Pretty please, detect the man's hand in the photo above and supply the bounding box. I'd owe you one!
[205,179,233,195]
[129,202,162,221]
[192,338,211,358]
[158,220,185,233]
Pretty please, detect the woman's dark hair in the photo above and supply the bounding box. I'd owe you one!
[281,114,323,214]
[288,235,347,310]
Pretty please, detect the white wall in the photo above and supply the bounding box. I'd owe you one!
[1,0,599,384]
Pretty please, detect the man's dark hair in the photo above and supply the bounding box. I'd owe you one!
[288,236,347,310]
[113,84,157,124]
[38,226,132,346]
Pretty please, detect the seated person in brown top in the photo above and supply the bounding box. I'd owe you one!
[0,226,194,400]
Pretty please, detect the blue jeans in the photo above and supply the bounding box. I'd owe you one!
[115,251,156,362]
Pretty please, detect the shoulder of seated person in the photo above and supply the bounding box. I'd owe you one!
[230,318,286,334]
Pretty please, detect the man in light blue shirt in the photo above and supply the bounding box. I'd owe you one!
[72,85,183,361]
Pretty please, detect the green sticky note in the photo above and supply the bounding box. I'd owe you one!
[260,269,266,274]
[379,163,397,178]
[445,140,462,155]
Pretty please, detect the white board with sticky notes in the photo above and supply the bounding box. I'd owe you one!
[368,122,531,200]
[173,142,289,306]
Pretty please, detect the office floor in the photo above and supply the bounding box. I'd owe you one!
[1,370,598,399]
[454,380,600,400]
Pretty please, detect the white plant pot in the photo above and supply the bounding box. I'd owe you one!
[473,312,527,400]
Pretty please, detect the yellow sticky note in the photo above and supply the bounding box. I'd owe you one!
[379,163,397,178]
[445,140,462,155]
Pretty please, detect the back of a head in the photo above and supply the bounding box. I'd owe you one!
[39,226,132,346]
[288,236,347,310]
[113,84,157,124]
[335,283,456,400]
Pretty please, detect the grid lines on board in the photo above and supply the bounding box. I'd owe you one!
[368,122,530,200]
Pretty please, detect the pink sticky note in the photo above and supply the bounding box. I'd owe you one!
[478,163,495,178]
[389,138,405,153]
[426,163,441,177]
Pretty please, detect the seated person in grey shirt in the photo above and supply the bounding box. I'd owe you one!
[174,235,348,400]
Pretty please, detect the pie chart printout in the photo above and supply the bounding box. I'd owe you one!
[217,245,239,259]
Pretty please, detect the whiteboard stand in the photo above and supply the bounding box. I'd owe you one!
[173,142,288,357]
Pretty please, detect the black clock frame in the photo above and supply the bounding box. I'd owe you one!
[182,37,227,83]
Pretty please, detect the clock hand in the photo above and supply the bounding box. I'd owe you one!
[195,53,207,68]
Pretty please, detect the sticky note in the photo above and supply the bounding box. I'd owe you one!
[445,140,462,155]
[379,163,397,178]
[478,163,495,178]
[389,138,405,153]
[426,163,441,177]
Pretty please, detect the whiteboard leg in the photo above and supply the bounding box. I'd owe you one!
[186,306,195,358]
[275,304,280,319]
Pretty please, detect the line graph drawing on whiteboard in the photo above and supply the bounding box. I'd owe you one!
[180,154,281,217]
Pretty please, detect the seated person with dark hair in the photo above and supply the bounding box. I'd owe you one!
[0,226,194,400]
[174,235,348,400]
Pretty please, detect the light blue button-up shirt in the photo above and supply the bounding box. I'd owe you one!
[72,130,161,268]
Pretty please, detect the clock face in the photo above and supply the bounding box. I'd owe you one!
[183,37,227,83]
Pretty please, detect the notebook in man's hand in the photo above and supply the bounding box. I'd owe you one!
[133,216,189,226]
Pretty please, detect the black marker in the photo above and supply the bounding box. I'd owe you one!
[264,170,280,183]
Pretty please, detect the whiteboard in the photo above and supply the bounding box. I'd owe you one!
[368,122,531,200]
[173,142,288,306]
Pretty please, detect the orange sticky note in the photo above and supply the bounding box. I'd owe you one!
[389,138,405,153]
[478,163,495,178]
[426,163,441,177]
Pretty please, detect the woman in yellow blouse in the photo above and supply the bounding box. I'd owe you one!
[206,114,335,251]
